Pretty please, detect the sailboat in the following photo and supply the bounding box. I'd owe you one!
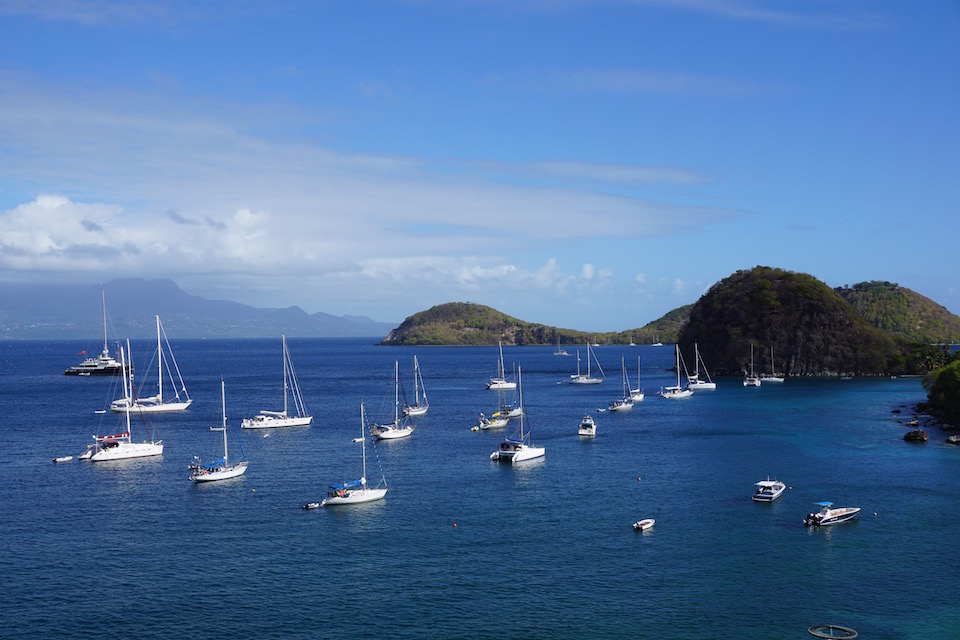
[371,361,414,440]
[111,315,192,413]
[687,343,717,390]
[629,356,645,401]
[554,337,569,356]
[743,343,761,387]
[608,357,634,412]
[321,403,388,506]
[659,345,693,399]
[486,341,517,390]
[189,379,248,482]
[761,346,785,383]
[64,285,125,376]
[569,342,605,385]
[242,335,312,428]
[86,342,164,461]
[402,355,429,417]
[490,366,545,463]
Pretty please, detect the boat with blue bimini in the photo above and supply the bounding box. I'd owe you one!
[322,403,388,506]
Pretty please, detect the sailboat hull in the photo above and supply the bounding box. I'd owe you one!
[403,405,428,417]
[90,441,163,461]
[111,399,193,413]
[373,425,413,440]
[322,488,387,505]
[191,462,248,482]
[241,414,313,429]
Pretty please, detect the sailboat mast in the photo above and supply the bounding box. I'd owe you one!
[414,356,420,406]
[282,335,289,416]
[394,360,400,424]
[518,366,524,441]
[100,285,108,357]
[221,379,229,464]
[360,403,367,484]
[155,315,163,403]
[123,341,132,442]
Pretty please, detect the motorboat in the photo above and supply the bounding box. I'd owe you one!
[302,502,320,510]
[752,478,786,502]
[578,415,596,437]
[633,519,655,531]
[64,286,126,377]
[53,455,73,463]
[803,502,861,526]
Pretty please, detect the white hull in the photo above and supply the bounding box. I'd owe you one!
[609,399,633,412]
[629,389,645,402]
[761,375,785,383]
[753,480,786,502]
[578,427,596,437]
[486,379,516,390]
[374,426,414,440]
[322,487,387,506]
[403,404,428,417]
[688,381,717,390]
[480,416,508,430]
[633,519,655,531]
[743,377,761,387]
[659,387,693,399]
[53,456,73,463]
[570,376,602,385]
[192,462,248,482]
[804,506,860,526]
[490,443,545,463]
[91,441,163,461]
[242,413,313,429]
[112,398,193,413]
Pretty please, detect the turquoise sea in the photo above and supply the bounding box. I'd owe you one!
[1,338,958,639]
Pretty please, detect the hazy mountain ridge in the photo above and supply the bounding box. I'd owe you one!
[0,279,396,338]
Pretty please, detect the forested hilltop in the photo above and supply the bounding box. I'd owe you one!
[678,267,950,376]
[381,267,958,377]
[380,302,689,346]
[836,281,960,344]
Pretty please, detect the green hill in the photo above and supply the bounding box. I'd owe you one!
[380,302,689,346]
[677,266,942,376]
[836,281,960,344]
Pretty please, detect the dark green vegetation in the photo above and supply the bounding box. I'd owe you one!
[381,302,688,346]
[382,267,958,379]
[836,280,960,344]
[923,354,960,428]
[677,267,952,376]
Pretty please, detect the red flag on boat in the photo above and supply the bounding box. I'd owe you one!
[78,350,86,355]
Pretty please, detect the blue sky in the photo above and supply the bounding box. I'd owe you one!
[1,1,957,331]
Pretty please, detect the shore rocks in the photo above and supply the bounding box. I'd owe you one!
[904,429,928,442]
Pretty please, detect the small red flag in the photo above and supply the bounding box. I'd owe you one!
[78,350,86,356]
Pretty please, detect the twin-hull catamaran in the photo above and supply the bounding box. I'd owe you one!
[490,366,545,464]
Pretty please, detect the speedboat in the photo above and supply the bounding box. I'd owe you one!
[803,502,861,526]
[302,502,320,510]
[578,415,596,437]
[633,519,655,531]
[52,455,73,463]
[752,479,786,502]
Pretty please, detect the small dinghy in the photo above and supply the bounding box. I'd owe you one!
[53,455,73,463]
[302,502,320,510]
[633,518,655,532]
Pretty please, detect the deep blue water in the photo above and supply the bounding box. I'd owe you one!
[1,338,958,639]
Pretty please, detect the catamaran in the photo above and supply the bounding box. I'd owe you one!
[490,366,545,463]
[242,335,312,428]
[111,315,192,413]
[85,342,164,461]
[189,379,248,482]
[322,403,388,506]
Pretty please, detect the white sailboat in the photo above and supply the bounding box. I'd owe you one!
[761,346,785,383]
[322,403,388,506]
[608,357,634,412]
[743,343,761,387]
[189,379,248,482]
[629,356,645,401]
[371,361,414,440]
[659,345,693,399]
[554,337,569,356]
[486,341,517,389]
[402,355,429,417]
[490,366,544,463]
[569,342,604,385]
[64,285,125,376]
[242,335,312,429]
[111,315,192,413]
[687,343,717,390]
[87,342,164,461]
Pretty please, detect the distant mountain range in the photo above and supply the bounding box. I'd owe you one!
[0,279,397,339]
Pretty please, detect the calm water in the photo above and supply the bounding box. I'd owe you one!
[1,338,958,639]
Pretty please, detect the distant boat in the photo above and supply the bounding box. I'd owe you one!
[554,337,569,356]
[111,316,192,413]
[371,361,415,440]
[189,379,248,482]
[629,356,645,402]
[687,343,717,390]
[402,355,429,417]
[569,342,605,385]
[633,519,655,532]
[760,346,785,383]
[752,478,785,502]
[64,285,125,377]
[322,403,388,506]
[578,414,596,437]
[486,341,517,390]
[52,455,73,463]
[803,502,861,526]
[88,342,164,462]
[242,335,312,428]
[743,343,761,387]
[608,357,634,412]
[478,411,508,430]
[490,366,545,464]
[659,345,693,399]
